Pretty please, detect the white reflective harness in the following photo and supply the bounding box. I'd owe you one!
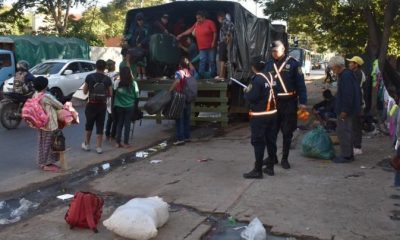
[273,57,296,97]
[249,72,277,117]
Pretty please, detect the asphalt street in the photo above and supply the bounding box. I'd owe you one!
[0,107,171,182]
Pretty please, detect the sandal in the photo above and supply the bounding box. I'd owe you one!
[41,164,61,173]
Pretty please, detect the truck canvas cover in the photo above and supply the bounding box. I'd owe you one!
[125,0,287,75]
[1,35,90,67]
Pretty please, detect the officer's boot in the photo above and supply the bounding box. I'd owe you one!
[263,155,278,166]
[281,147,291,169]
[243,146,264,179]
[263,153,275,176]
[281,138,292,169]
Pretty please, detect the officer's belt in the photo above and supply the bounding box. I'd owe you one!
[249,72,277,118]
[249,109,278,117]
[277,91,297,97]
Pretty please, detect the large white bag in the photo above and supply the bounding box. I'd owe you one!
[240,218,267,240]
[124,196,169,227]
[103,196,169,240]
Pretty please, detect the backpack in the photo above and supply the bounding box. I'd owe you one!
[179,70,197,103]
[65,192,104,233]
[89,75,107,103]
[22,92,49,129]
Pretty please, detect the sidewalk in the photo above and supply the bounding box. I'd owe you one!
[0,123,398,239]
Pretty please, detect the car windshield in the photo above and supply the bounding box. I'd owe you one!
[31,62,66,75]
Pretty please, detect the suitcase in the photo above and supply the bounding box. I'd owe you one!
[162,91,186,119]
[149,34,181,65]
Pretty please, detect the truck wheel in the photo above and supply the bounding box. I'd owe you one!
[0,101,22,130]
[50,88,64,103]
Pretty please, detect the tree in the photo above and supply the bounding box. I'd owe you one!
[65,7,106,46]
[0,5,30,35]
[10,0,91,35]
[100,0,165,38]
[64,0,164,46]
[258,0,400,98]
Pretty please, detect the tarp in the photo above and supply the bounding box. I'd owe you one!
[124,1,287,76]
[1,35,90,67]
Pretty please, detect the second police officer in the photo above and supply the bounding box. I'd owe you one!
[243,57,278,179]
[264,41,307,170]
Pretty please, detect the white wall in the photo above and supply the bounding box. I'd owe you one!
[90,46,123,70]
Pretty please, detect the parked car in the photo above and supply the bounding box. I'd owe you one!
[2,59,96,101]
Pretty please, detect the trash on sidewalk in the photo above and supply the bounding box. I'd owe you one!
[148,148,158,152]
[227,216,237,226]
[102,163,111,171]
[136,151,149,158]
[240,217,267,240]
[197,157,212,163]
[158,142,167,148]
[57,194,74,200]
[150,160,163,164]
[103,196,169,240]
[0,198,40,225]
[10,198,39,218]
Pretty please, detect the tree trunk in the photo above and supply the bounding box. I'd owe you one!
[378,0,400,99]
[363,7,381,59]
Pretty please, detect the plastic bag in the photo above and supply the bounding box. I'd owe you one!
[240,218,267,240]
[103,196,169,240]
[144,90,171,115]
[302,126,335,160]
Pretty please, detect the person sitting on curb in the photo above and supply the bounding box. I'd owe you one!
[312,89,336,131]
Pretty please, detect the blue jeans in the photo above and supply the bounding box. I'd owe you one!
[199,48,216,78]
[175,104,191,141]
[115,106,134,144]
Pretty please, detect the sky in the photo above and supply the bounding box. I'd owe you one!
[4,0,266,17]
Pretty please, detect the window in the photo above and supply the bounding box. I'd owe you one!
[65,62,80,74]
[0,54,12,67]
[31,62,66,75]
[80,62,95,72]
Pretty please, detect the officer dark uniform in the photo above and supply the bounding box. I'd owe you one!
[264,41,307,169]
[243,58,278,179]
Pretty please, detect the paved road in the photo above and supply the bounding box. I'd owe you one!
[0,70,325,186]
[0,106,174,183]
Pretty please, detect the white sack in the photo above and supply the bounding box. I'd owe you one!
[103,196,169,240]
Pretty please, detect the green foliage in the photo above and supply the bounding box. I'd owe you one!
[65,0,164,46]
[100,0,165,38]
[0,6,30,35]
[258,0,399,56]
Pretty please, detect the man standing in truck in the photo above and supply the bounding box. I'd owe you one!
[177,10,217,78]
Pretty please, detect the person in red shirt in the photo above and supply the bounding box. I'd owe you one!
[177,11,217,78]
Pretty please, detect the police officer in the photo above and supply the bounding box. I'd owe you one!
[263,41,307,169]
[243,57,278,179]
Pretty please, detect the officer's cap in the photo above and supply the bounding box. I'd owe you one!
[271,40,285,50]
[250,56,265,66]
